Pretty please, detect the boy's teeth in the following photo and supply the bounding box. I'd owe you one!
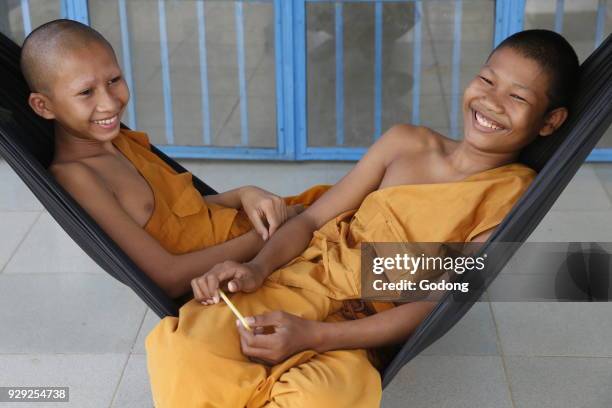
[93,116,116,125]
[475,111,503,130]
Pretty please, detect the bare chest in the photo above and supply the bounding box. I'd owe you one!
[85,155,155,228]
[378,154,466,189]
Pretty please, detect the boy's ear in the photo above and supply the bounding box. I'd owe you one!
[538,107,568,137]
[28,93,56,120]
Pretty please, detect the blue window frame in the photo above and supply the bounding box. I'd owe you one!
[18,0,609,162]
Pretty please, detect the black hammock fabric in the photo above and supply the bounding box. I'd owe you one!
[0,32,216,318]
[383,35,612,386]
[0,32,610,387]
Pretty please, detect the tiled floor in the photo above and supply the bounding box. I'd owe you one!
[0,159,611,407]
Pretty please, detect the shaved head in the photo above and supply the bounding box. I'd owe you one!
[20,19,115,93]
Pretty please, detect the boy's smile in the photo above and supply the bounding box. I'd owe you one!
[473,109,507,133]
[39,40,129,143]
[462,46,553,156]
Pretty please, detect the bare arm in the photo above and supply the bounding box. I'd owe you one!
[192,125,429,302]
[208,185,290,240]
[236,301,436,364]
[313,227,494,350]
[312,229,495,350]
[314,228,494,350]
[315,301,436,351]
[249,126,416,278]
[237,219,496,362]
[52,163,264,298]
[204,186,245,208]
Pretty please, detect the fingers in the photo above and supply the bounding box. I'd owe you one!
[227,279,239,293]
[228,276,248,293]
[191,278,205,302]
[236,320,280,362]
[191,276,214,305]
[238,326,269,363]
[244,191,292,240]
[249,311,285,329]
[247,209,269,241]
[227,267,256,293]
[262,202,281,238]
[193,262,241,304]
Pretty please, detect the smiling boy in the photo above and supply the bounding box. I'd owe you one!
[20,19,320,299]
[146,30,579,407]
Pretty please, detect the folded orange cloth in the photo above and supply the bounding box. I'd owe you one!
[145,152,535,407]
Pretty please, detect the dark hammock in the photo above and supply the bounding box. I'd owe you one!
[0,32,610,387]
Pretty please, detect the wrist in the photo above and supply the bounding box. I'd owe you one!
[238,185,255,198]
[245,260,270,283]
[310,320,334,353]
[236,186,248,205]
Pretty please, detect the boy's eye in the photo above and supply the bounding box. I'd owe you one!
[511,94,527,102]
[79,89,92,96]
[479,75,493,85]
[108,76,122,85]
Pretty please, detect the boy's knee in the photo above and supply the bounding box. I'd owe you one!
[269,350,382,408]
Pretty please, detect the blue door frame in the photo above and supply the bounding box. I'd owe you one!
[55,0,611,162]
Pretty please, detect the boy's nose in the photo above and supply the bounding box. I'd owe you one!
[96,89,121,113]
[480,93,504,114]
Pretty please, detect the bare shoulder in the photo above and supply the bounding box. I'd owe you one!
[377,124,447,157]
[49,161,111,198]
[50,160,91,183]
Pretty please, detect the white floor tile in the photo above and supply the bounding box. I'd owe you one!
[111,354,154,408]
[551,165,612,211]
[0,212,39,272]
[133,309,161,355]
[382,355,513,408]
[527,210,612,242]
[0,353,127,408]
[422,302,499,356]
[491,302,612,357]
[4,212,105,274]
[0,274,146,353]
[505,356,612,408]
[0,161,44,212]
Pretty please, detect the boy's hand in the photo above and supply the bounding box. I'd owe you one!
[191,261,265,305]
[239,187,287,241]
[236,311,323,365]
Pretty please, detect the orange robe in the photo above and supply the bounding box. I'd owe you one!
[111,129,328,255]
[139,135,536,408]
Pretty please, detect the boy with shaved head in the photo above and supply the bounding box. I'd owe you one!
[22,20,579,407]
[146,30,578,407]
[21,19,320,300]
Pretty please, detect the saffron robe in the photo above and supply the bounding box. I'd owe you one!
[143,154,535,408]
[111,129,328,255]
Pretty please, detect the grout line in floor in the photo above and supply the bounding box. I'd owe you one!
[592,164,612,205]
[108,353,132,408]
[107,308,148,407]
[0,211,43,275]
[109,308,149,408]
[129,309,150,355]
[488,300,518,408]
